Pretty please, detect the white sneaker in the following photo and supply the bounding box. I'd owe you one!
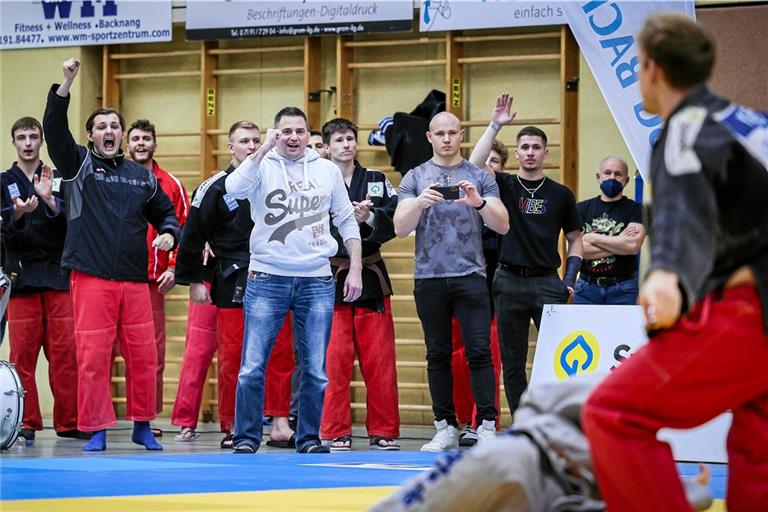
[420,420,459,452]
[476,419,496,444]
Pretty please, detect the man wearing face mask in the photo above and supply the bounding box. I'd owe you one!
[574,157,644,305]
[43,58,180,452]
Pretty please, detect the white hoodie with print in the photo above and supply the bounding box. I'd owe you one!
[225,147,360,277]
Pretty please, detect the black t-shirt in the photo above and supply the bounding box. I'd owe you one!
[577,195,642,278]
[496,172,580,271]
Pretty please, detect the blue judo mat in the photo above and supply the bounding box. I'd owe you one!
[0,452,727,502]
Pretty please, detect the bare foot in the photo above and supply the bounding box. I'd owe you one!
[269,416,294,442]
[693,463,710,487]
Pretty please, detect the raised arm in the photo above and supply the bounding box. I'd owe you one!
[225,128,278,199]
[43,58,85,179]
[469,93,517,174]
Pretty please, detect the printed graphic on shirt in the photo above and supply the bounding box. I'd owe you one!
[263,178,329,245]
[519,197,547,215]
[367,181,384,198]
[52,177,62,193]
[191,171,226,208]
[664,106,706,176]
[222,193,239,212]
[714,103,768,170]
[583,213,625,270]
[7,183,20,200]
[384,177,397,197]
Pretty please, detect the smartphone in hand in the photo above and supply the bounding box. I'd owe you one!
[430,185,460,200]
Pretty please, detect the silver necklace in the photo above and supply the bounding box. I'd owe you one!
[516,175,546,198]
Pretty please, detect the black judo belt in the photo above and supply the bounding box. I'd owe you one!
[221,261,249,304]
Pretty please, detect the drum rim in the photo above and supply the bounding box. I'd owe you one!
[0,359,25,450]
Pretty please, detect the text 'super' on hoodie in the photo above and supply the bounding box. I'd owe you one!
[225,147,360,277]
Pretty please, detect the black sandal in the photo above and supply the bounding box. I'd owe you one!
[220,432,233,449]
[369,436,400,451]
[233,443,257,454]
[330,435,352,452]
[298,443,330,454]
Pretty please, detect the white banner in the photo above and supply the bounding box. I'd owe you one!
[419,0,565,32]
[531,304,730,463]
[186,0,413,40]
[561,1,695,177]
[0,0,172,51]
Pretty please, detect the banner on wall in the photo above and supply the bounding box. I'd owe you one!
[186,0,413,41]
[561,1,695,177]
[419,0,565,32]
[530,304,730,463]
[0,0,172,51]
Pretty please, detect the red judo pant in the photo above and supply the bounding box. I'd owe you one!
[216,307,243,431]
[321,297,400,439]
[264,313,295,418]
[148,282,166,414]
[171,286,218,430]
[451,314,501,428]
[70,271,157,431]
[7,291,78,432]
[111,282,166,414]
[582,285,768,512]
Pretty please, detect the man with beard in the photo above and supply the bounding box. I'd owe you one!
[125,119,189,434]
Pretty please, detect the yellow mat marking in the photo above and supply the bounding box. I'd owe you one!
[1,488,727,512]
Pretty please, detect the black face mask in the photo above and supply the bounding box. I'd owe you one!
[600,178,624,198]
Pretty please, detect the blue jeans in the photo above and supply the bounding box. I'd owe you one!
[573,276,639,305]
[233,272,335,452]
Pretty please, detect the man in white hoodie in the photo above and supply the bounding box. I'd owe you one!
[225,107,363,454]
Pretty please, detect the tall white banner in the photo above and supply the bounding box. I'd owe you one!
[0,0,172,50]
[531,304,730,463]
[561,1,695,177]
[419,0,565,32]
[186,0,413,40]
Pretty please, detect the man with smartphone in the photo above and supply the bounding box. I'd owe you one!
[394,111,509,452]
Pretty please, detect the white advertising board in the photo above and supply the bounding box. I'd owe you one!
[1,0,172,51]
[186,0,413,40]
[530,304,730,463]
[419,0,565,32]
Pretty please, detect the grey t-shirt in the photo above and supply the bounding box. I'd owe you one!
[398,159,500,279]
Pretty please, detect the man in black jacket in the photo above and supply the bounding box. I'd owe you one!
[1,116,83,445]
[43,58,179,452]
[582,14,768,512]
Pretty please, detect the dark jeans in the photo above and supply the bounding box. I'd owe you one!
[493,269,569,413]
[413,274,497,426]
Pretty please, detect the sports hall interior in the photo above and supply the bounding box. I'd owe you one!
[0,3,766,511]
